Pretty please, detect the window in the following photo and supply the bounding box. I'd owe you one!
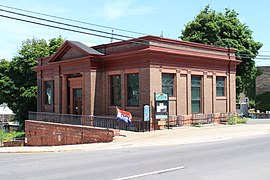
[110,75,121,106]
[191,76,201,113]
[162,73,175,96]
[216,77,225,96]
[45,81,53,105]
[127,74,139,106]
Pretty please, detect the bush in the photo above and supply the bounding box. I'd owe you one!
[227,115,246,125]
[236,118,247,124]
[255,92,270,112]
[192,121,202,127]
[0,130,24,147]
[0,130,7,146]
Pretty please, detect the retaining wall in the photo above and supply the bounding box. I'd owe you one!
[25,120,117,146]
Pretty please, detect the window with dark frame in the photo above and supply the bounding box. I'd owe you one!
[191,76,201,114]
[162,73,175,97]
[45,81,53,105]
[110,75,121,106]
[216,77,225,96]
[127,74,139,106]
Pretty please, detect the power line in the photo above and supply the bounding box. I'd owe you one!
[3,3,269,60]
[237,53,270,59]
[259,50,270,53]
[0,12,267,60]
[257,54,270,57]
[0,6,269,60]
[254,58,270,60]
[0,8,136,40]
[0,14,124,41]
[0,4,148,36]
[0,13,234,58]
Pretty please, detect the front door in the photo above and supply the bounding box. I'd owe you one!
[73,88,82,115]
[68,77,83,115]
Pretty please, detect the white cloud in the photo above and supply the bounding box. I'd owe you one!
[98,0,154,21]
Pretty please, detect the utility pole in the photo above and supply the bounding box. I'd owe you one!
[111,30,114,43]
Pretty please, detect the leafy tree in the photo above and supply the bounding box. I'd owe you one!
[0,59,11,102]
[0,37,64,126]
[180,5,262,100]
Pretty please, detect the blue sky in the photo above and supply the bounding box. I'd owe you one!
[0,0,269,66]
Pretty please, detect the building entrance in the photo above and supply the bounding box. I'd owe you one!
[68,76,83,115]
[73,88,82,115]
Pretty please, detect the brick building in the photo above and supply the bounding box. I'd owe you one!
[35,36,240,127]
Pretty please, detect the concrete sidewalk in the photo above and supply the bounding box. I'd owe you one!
[246,118,270,124]
[1,124,270,153]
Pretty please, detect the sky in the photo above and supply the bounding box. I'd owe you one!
[0,0,269,66]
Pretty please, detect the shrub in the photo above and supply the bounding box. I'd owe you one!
[236,118,247,124]
[227,115,237,125]
[0,130,7,146]
[5,131,25,142]
[192,121,202,127]
[0,130,25,147]
[227,115,246,125]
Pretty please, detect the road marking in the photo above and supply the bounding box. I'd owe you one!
[114,166,185,180]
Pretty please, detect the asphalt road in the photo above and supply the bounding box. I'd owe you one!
[1,134,270,180]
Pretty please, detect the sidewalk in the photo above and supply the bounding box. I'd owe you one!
[1,124,270,153]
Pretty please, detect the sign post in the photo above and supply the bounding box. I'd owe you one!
[154,93,169,129]
[143,104,150,132]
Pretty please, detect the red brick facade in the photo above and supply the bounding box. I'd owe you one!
[25,120,116,146]
[35,36,240,128]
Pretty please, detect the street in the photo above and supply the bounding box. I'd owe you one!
[1,134,270,180]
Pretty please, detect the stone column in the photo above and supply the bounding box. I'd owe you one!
[203,71,207,114]
[187,71,192,115]
[229,73,236,112]
[139,68,150,109]
[61,74,68,114]
[54,66,61,113]
[37,71,42,112]
[177,72,188,115]
[212,73,216,113]
[90,70,97,115]
[226,73,230,112]
[176,70,181,116]
[83,72,91,115]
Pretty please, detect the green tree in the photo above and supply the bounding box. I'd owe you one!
[180,5,262,100]
[0,37,64,126]
[0,59,11,102]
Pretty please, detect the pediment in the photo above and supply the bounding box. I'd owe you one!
[49,40,103,63]
[55,47,88,61]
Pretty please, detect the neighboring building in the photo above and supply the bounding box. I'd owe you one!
[35,36,240,128]
[0,103,17,130]
[256,66,270,95]
[0,103,13,122]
